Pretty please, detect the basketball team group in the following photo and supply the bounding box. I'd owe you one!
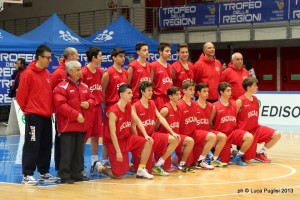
[15,41,281,185]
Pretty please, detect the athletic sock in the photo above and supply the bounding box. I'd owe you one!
[155,158,165,167]
[179,161,186,166]
[237,150,244,156]
[213,156,218,161]
[198,155,206,161]
[258,146,268,154]
[91,155,98,165]
[138,164,146,169]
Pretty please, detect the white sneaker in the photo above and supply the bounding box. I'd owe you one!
[92,161,103,176]
[195,160,215,170]
[136,168,154,180]
[22,175,38,185]
[38,173,60,182]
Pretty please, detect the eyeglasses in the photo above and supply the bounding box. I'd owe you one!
[41,55,52,60]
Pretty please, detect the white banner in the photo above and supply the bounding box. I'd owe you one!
[255,93,300,126]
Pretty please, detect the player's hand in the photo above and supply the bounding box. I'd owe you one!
[145,135,153,144]
[116,151,123,162]
[80,101,89,109]
[172,132,181,141]
[77,113,85,123]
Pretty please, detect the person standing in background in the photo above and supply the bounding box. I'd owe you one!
[9,58,26,98]
[53,61,93,184]
[220,52,250,100]
[172,43,194,95]
[17,45,59,185]
[150,42,173,110]
[81,47,104,175]
[193,42,222,103]
[128,42,152,104]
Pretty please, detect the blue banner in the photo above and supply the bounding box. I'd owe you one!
[160,0,289,28]
[159,4,219,28]
[290,0,300,20]
[220,0,288,25]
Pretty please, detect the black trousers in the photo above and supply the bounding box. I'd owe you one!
[54,120,60,171]
[58,132,85,180]
[22,114,52,176]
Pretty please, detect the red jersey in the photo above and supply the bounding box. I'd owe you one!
[193,53,222,100]
[133,100,156,136]
[195,101,213,131]
[16,60,53,117]
[177,99,197,136]
[158,102,181,134]
[104,66,128,105]
[150,60,173,97]
[212,100,237,136]
[220,63,250,100]
[237,95,259,131]
[129,60,152,100]
[81,66,104,105]
[106,102,132,141]
[172,60,194,94]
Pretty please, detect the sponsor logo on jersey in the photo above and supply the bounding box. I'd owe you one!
[120,121,131,132]
[220,115,236,123]
[185,116,197,125]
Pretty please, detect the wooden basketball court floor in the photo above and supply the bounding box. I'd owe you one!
[0,125,299,200]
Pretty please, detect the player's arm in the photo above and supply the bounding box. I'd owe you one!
[236,99,242,113]
[172,66,177,79]
[130,105,138,135]
[131,108,153,144]
[127,66,133,84]
[108,111,123,162]
[150,67,154,83]
[209,105,216,128]
[154,107,168,131]
[155,108,180,141]
[101,71,109,102]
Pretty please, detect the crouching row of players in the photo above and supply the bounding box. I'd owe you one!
[91,78,281,179]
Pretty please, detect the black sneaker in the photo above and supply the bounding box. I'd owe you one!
[61,178,75,184]
[72,171,90,181]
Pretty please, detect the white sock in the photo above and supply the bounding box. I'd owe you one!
[179,161,186,166]
[198,155,206,161]
[91,155,98,165]
[258,146,268,154]
[155,158,165,167]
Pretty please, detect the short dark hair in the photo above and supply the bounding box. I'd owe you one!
[242,77,258,91]
[195,83,209,92]
[167,86,180,96]
[158,42,171,52]
[17,58,26,66]
[118,84,132,97]
[182,80,195,90]
[136,42,148,51]
[177,43,188,52]
[138,81,153,99]
[35,45,51,60]
[218,82,231,95]
[111,48,125,58]
[86,47,101,62]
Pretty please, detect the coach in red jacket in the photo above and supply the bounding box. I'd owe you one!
[53,60,95,184]
[220,52,250,100]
